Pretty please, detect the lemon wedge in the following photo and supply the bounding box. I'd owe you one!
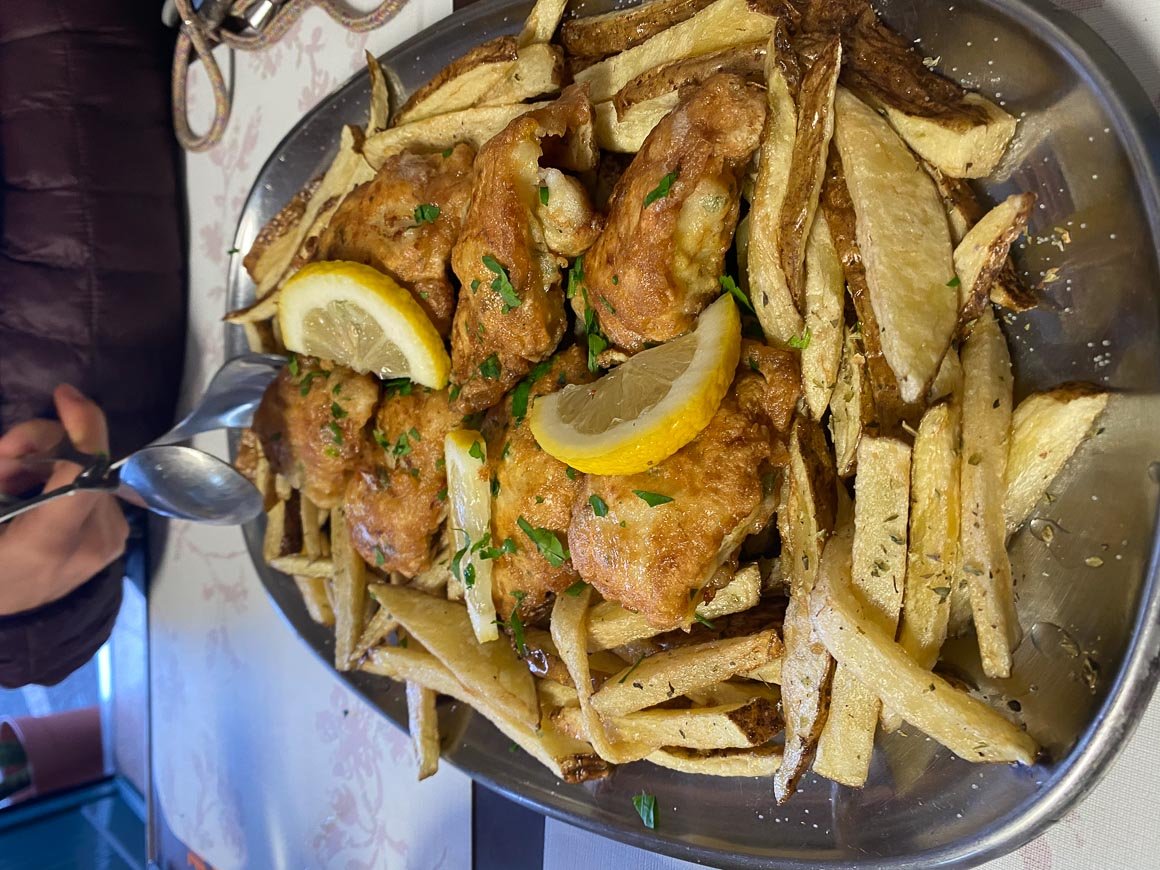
[278,260,450,388]
[530,294,741,475]
[444,429,498,643]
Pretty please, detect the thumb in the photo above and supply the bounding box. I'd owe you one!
[53,384,110,456]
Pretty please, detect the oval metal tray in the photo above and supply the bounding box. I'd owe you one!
[225,1,1160,865]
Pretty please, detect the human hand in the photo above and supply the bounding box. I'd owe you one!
[0,386,129,616]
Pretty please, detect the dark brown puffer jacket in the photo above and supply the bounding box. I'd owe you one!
[0,0,185,686]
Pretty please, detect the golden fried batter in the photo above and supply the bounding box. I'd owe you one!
[568,349,800,629]
[450,85,600,413]
[252,358,380,509]
[574,74,765,353]
[343,386,462,577]
[316,144,475,335]
[484,347,594,620]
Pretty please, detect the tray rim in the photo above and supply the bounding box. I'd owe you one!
[223,1,1160,866]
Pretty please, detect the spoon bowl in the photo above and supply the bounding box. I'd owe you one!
[118,445,264,525]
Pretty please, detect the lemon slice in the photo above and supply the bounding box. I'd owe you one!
[278,260,450,388]
[444,429,498,643]
[530,294,741,475]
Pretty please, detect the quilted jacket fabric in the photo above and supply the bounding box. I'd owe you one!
[0,0,185,686]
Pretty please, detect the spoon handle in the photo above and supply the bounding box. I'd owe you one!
[0,482,85,524]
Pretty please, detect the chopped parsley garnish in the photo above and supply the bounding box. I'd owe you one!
[393,432,412,457]
[632,792,657,829]
[436,487,447,502]
[509,591,527,655]
[517,517,569,568]
[511,360,553,421]
[373,428,391,451]
[479,537,518,560]
[464,562,477,587]
[442,147,453,158]
[479,353,501,380]
[491,475,500,496]
[324,446,339,458]
[408,426,421,442]
[588,494,608,517]
[538,185,550,206]
[788,328,812,350]
[618,656,645,684]
[374,547,386,567]
[413,203,440,224]
[643,170,678,207]
[694,612,716,629]
[330,402,347,419]
[482,255,521,311]
[500,441,512,461]
[287,355,300,377]
[327,421,343,445]
[565,580,588,596]
[612,275,619,285]
[566,256,584,300]
[469,440,485,461]
[383,378,412,398]
[565,466,577,481]
[720,274,753,313]
[582,293,608,373]
[633,490,673,507]
[599,295,616,314]
[449,384,462,401]
[226,246,239,255]
[747,355,760,372]
[470,279,481,292]
[299,370,327,396]
[946,275,962,288]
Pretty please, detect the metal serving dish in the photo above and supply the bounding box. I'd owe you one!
[225,1,1160,865]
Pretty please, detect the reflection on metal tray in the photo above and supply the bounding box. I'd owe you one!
[225,0,1160,866]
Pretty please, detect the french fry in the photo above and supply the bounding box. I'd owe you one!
[351,599,401,663]
[235,429,277,511]
[814,437,911,787]
[1005,385,1109,534]
[590,631,781,718]
[553,698,778,750]
[611,41,766,117]
[687,680,779,706]
[573,0,781,103]
[330,508,367,671]
[954,193,1036,327]
[883,94,1016,180]
[538,677,580,710]
[801,213,844,419]
[749,27,802,348]
[363,645,609,782]
[774,418,837,803]
[479,44,564,107]
[262,496,300,563]
[884,401,960,732]
[294,576,335,626]
[645,744,782,777]
[780,37,841,308]
[827,327,872,477]
[518,0,569,47]
[811,528,1038,765]
[369,584,540,727]
[366,51,391,133]
[551,587,654,763]
[406,681,441,780]
[592,94,678,153]
[269,554,335,578]
[395,37,520,125]
[241,319,280,355]
[587,564,762,651]
[560,0,715,61]
[362,103,550,171]
[300,495,324,559]
[959,307,1018,679]
[832,87,957,405]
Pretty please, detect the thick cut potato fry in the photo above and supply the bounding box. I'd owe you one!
[612,41,766,118]
[959,307,1018,679]
[883,93,1016,180]
[811,529,1038,765]
[362,102,550,170]
[590,631,781,718]
[478,44,565,107]
[587,564,762,651]
[363,645,609,782]
[574,0,781,103]
[954,193,1035,327]
[300,495,323,559]
[646,744,782,777]
[406,681,441,780]
[518,0,569,47]
[555,699,779,751]
[780,37,841,308]
[593,94,678,153]
[262,498,297,563]
[294,576,335,626]
[801,213,844,419]
[560,0,715,61]
[686,680,779,706]
[395,37,519,125]
[832,87,958,405]
[774,418,838,804]
[369,584,540,726]
[331,508,367,671]
[749,27,802,348]
[1005,385,1108,534]
[269,554,335,578]
[366,51,391,133]
[828,327,872,477]
[352,597,401,663]
[814,437,910,787]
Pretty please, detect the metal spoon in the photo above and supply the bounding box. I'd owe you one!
[0,445,264,526]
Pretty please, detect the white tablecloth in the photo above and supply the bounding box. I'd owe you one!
[164,1,1160,868]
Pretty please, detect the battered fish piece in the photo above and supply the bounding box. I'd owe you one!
[252,358,380,509]
[484,347,594,621]
[316,144,475,335]
[343,385,461,576]
[569,348,800,629]
[450,85,600,413]
[573,74,765,353]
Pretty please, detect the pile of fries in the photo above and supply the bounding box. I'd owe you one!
[229,0,1111,806]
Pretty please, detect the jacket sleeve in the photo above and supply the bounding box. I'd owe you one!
[0,563,123,688]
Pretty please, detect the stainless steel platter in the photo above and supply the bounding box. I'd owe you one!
[225,1,1160,865]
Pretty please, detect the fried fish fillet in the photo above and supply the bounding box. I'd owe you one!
[573,74,765,353]
[316,144,476,336]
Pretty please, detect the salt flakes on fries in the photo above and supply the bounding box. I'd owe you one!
[232,0,1116,815]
